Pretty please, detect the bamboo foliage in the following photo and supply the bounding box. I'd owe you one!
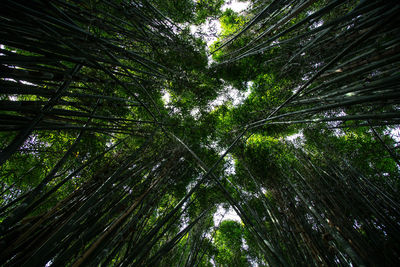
[207,0,400,265]
[1,132,209,266]
[214,0,400,128]
[0,0,182,159]
[1,0,400,266]
[0,1,211,265]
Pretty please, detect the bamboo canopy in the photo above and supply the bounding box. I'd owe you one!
[1,0,399,266]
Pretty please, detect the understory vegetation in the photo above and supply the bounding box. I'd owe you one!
[0,0,399,266]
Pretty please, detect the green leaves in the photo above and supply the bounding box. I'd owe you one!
[1,1,400,266]
[214,220,249,266]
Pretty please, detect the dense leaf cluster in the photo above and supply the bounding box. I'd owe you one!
[1,0,399,266]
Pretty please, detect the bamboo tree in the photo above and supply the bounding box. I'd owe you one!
[1,0,400,266]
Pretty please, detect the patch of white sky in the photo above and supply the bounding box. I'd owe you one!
[181,173,242,231]
[284,130,305,148]
[213,204,241,225]
[161,88,183,115]
[163,2,252,115]
[285,132,303,142]
[190,107,201,119]
[309,19,324,29]
[190,0,250,47]
[206,140,224,156]
[318,110,347,137]
[223,153,236,176]
[161,88,171,105]
[166,80,252,119]
[208,81,252,111]
[387,127,400,143]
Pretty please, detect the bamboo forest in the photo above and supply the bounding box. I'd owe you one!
[1,0,400,266]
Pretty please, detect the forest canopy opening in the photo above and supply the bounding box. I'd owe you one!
[0,0,399,266]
